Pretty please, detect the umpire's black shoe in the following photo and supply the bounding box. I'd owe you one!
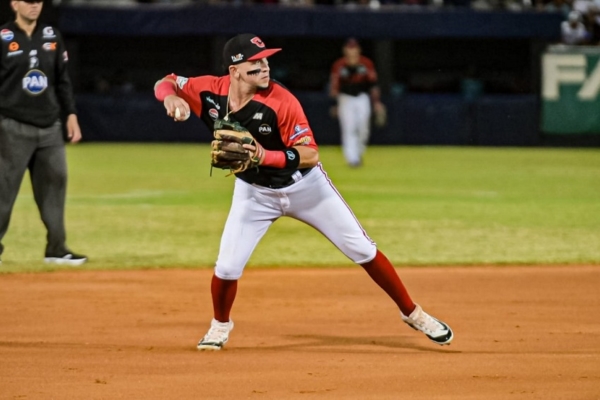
[44,252,88,266]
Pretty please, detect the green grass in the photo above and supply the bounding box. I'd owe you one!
[2,144,600,272]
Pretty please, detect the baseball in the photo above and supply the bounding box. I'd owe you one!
[175,107,189,121]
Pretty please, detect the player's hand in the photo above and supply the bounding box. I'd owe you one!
[66,114,82,143]
[242,141,265,165]
[373,101,387,128]
[329,105,338,119]
[163,95,191,121]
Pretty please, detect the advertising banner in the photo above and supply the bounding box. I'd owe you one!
[542,45,600,135]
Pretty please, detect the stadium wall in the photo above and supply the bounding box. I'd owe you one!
[53,3,592,146]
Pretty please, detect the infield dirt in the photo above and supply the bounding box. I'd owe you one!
[1,266,599,399]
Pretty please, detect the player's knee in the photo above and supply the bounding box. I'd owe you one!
[214,264,244,280]
[347,243,377,264]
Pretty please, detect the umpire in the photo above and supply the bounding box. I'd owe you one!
[0,0,86,266]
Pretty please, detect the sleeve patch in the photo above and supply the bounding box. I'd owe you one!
[290,124,309,140]
[293,136,312,146]
[176,76,189,89]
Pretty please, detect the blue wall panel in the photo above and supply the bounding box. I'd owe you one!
[74,93,539,146]
[400,95,472,145]
[473,95,539,146]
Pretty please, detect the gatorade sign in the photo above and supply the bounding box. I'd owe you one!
[542,46,600,134]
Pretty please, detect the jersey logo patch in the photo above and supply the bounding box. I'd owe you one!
[42,27,56,39]
[42,42,57,51]
[206,96,220,110]
[258,124,271,135]
[1,29,14,41]
[209,108,219,120]
[23,70,48,95]
[253,113,263,120]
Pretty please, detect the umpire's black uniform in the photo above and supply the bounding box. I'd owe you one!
[0,19,81,262]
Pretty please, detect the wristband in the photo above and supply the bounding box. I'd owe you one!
[261,149,286,168]
[283,147,300,170]
[260,148,301,169]
[155,80,176,101]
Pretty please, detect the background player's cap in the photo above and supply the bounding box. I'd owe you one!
[223,33,282,67]
[344,38,360,48]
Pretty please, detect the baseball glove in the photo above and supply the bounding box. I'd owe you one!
[211,119,262,175]
[373,101,387,128]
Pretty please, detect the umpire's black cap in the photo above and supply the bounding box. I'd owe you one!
[223,34,281,67]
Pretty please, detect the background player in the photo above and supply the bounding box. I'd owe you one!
[0,0,87,266]
[330,38,385,168]
[154,33,453,350]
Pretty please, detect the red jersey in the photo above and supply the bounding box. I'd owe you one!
[166,74,318,188]
[330,56,378,97]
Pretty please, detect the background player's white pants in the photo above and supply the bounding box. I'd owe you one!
[337,93,371,166]
[214,164,377,280]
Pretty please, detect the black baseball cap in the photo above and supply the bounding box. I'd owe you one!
[222,33,281,67]
[344,38,360,48]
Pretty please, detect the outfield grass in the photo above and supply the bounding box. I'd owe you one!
[2,144,599,272]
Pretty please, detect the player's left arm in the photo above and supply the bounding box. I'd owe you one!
[363,57,382,104]
[293,145,319,168]
[364,57,385,116]
[54,29,81,143]
[247,93,319,169]
[279,95,319,168]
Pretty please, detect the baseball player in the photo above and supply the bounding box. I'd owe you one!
[154,33,453,350]
[330,38,384,168]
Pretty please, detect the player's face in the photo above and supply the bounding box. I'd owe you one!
[12,0,43,23]
[343,46,361,64]
[237,58,271,89]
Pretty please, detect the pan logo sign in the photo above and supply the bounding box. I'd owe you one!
[543,53,600,100]
[258,124,271,135]
[22,70,48,95]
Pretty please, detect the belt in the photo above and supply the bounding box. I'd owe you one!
[247,168,311,189]
[268,169,311,189]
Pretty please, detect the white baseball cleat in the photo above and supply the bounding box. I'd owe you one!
[401,304,453,345]
[197,318,234,351]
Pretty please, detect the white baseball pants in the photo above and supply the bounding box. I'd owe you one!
[214,164,377,280]
[337,93,371,166]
